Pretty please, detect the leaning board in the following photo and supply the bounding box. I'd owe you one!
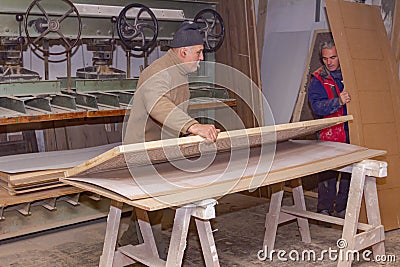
[326,0,400,230]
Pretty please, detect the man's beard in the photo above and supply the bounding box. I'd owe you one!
[188,61,200,73]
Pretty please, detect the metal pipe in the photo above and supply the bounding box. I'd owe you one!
[44,40,49,80]
[126,50,131,78]
[67,51,72,92]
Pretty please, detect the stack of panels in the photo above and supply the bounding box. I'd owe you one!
[0,143,119,195]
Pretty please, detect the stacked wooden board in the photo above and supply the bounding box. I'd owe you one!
[0,143,119,195]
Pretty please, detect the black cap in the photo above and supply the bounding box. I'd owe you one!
[170,21,204,48]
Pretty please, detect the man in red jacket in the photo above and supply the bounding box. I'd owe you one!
[308,39,351,218]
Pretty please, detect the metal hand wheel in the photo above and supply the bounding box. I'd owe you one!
[117,3,158,52]
[194,9,225,53]
[25,0,82,55]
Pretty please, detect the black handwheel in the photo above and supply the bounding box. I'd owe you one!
[25,0,82,55]
[117,3,158,52]
[194,9,225,53]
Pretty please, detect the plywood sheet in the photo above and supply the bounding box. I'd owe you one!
[0,179,64,195]
[0,186,82,207]
[326,0,400,230]
[0,143,119,174]
[62,140,385,209]
[66,116,352,177]
[216,0,261,128]
[0,169,67,187]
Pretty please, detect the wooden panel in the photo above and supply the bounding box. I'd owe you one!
[391,1,400,73]
[4,169,67,187]
[0,180,65,196]
[62,145,385,211]
[326,0,400,230]
[216,0,261,128]
[65,140,368,201]
[362,123,399,156]
[0,143,118,174]
[53,121,69,151]
[358,92,395,124]
[43,128,57,151]
[346,29,384,60]
[256,0,268,61]
[374,188,400,230]
[352,59,389,92]
[340,1,379,30]
[66,116,353,177]
[0,143,118,193]
[0,186,82,207]
[66,124,109,150]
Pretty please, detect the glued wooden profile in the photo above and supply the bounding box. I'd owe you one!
[66,116,353,177]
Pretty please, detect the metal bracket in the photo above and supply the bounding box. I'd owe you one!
[89,92,120,108]
[112,91,134,105]
[50,94,77,111]
[62,193,81,206]
[42,197,57,211]
[62,90,99,110]
[87,193,101,201]
[0,206,5,220]
[24,97,52,112]
[0,96,26,113]
[17,202,31,216]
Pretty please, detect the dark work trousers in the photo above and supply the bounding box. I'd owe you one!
[317,170,351,213]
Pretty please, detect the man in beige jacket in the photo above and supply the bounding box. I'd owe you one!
[120,21,220,258]
[124,21,219,144]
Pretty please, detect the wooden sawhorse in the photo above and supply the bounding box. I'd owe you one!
[99,199,219,267]
[263,160,387,267]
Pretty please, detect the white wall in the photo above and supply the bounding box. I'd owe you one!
[261,0,329,124]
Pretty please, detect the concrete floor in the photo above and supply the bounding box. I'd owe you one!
[0,193,399,267]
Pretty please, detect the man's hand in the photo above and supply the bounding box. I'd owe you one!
[339,91,351,105]
[187,123,220,142]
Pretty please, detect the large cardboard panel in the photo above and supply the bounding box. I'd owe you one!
[362,123,399,156]
[358,92,395,124]
[352,59,390,92]
[326,0,400,230]
[376,188,400,230]
[345,29,384,59]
